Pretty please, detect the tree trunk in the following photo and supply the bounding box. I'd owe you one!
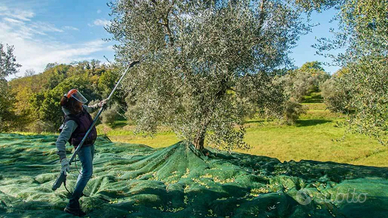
[193,128,206,151]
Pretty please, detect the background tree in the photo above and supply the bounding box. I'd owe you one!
[280,61,329,103]
[0,43,21,131]
[314,0,387,145]
[101,103,121,127]
[9,74,41,131]
[320,67,352,113]
[30,71,101,132]
[107,0,314,151]
[24,69,36,77]
[270,61,328,124]
[9,62,117,132]
[0,43,21,78]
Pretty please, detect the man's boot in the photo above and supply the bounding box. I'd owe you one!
[64,197,86,217]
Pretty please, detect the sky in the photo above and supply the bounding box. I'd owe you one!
[0,0,341,80]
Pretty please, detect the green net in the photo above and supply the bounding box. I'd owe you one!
[0,133,387,217]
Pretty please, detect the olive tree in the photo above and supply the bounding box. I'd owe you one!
[314,0,387,145]
[107,0,313,151]
[0,43,20,78]
[320,68,352,113]
[277,61,329,101]
[101,103,121,127]
[0,43,21,131]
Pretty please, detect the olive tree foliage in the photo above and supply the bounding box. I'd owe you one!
[296,62,329,94]
[107,0,312,151]
[0,43,21,131]
[7,62,119,132]
[0,44,21,78]
[278,62,329,101]
[314,0,387,145]
[101,103,122,127]
[320,68,352,113]
[30,74,98,132]
[270,61,329,124]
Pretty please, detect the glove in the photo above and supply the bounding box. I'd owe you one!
[60,158,70,175]
[98,98,108,107]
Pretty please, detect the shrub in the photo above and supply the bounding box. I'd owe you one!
[101,103,120,127]
[283,100,307,125]
[320,75,352,113]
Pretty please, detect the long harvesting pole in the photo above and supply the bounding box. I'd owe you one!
[52,60,140,191]
[69,60,140,164]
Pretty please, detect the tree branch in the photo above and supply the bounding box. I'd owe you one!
[258,0,266,30]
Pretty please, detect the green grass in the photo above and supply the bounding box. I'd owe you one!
[96,125,179,149]
[302,91,324,103]
[99,103,388,167]
[241,119,387,166]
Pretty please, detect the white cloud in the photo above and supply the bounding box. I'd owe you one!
[18,40,109,70]
[93,19,110,27]
[31,21,64,33]
[63,26,79,31]
[0,6,34,21]
[1,8,63,38]
[3,17,23,24]
[0,7,113,79]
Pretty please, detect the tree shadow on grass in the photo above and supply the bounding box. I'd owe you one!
[244,120,266,124]
[295,119,332,127]
[112,121,128,129]
[227,151,388,182]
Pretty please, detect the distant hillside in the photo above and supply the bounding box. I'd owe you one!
[7,61,121,132]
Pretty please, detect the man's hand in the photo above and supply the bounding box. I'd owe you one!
[98,99,108,107]
[60,158,70,175]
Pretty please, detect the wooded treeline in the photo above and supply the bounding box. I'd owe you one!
[3,59,332,134]
[2,61,124,132]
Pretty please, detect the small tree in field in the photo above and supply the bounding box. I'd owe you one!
[101,103,121,127]
[107,0,314,151]
[0,43,21,131]
[320,68,352,113]
[281,62,329,102]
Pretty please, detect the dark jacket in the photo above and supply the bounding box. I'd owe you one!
[65,109,97,148]
[56,105,98,160]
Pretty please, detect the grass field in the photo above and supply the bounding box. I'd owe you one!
[96,103,388,167]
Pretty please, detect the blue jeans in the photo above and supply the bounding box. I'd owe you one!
[68,145,94,208]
